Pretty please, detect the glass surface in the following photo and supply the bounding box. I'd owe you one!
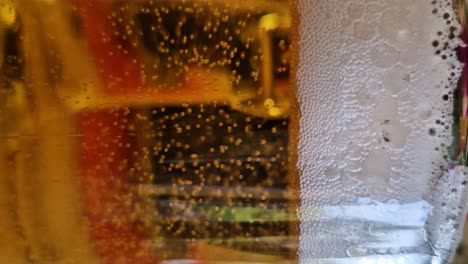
[0,0,467,263]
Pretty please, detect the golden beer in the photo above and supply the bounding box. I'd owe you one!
[2,0,468,263]
[0,0,296,263]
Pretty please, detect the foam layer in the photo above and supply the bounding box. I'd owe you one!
[294,0,467,262]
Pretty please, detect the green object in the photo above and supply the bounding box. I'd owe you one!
[193,204,297,222]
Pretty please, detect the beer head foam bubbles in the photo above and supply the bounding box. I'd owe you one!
[295,0,468,262]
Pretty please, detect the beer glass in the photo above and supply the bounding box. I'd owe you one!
[0,0,467,263]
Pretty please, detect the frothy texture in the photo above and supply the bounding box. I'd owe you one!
[294,0,467,262]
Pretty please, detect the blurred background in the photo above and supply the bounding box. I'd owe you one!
[1,0,468,263]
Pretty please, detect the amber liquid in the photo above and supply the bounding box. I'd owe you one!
[0,0,297,263]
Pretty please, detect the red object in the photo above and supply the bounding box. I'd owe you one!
[77,0,143,96]
[75,0,159,263]
[79,110,158,264]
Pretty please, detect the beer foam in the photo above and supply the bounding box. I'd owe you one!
[294,0,466,262]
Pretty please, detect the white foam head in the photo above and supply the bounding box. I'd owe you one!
[294,0,466,262]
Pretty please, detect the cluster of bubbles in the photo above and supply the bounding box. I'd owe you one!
[1,0,295,262]
[295,0,467,262]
